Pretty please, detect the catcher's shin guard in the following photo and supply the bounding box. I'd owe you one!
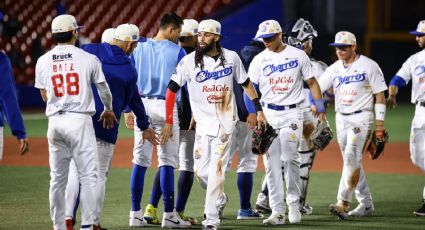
[298,149,316,207]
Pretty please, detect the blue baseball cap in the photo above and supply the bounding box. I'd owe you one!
[410,20,425,36]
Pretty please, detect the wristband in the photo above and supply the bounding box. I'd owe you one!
[314,99,325,113]
[252,98,263,112]
[374,103,386,121]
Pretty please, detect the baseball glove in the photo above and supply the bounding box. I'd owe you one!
[366,129,389,160]
[311,120,333,151]
[252,124,278,155]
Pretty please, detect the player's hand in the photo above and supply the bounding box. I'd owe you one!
[310,105,317,115]
[160,123,173,145]
[142,127,159,146]
[246,113,257,129]
[386,95,397,110]
[99,110,119,129]
[124,112,135,130]
[188,116,196,131]
[256,111,267,129]
[18,138,29,156]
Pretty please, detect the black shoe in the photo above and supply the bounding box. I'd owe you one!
[413,202,425,216]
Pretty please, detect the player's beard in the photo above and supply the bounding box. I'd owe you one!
[197,41,215,55]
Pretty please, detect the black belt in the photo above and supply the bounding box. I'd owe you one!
[340,110,363,116]
[261,102,297,111]
[416,101,425,107]
[141,95,165,100]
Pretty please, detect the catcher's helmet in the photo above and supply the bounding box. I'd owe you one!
[284,18,317,49]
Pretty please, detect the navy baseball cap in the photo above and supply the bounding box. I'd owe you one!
[410,20,425,36]
[329,31,356,47]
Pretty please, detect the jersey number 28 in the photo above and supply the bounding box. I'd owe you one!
[51,73,80,97]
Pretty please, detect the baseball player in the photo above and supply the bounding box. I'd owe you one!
[161,19,267,230]
[318,31,387,219]
[0,51,30,160]
[244,20,325,226]
[35,14,117,230]
[255,18,329,215]
[64,25,158,230]
[387,19,425,216]
[127,12,191,228]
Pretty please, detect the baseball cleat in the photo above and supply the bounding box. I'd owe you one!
[178,211,198,225]
[161,210,191,228]
[262,213,285,225]
[216,193,228,219]
[329,203,349,220]
[300,204,313,215]
[348,203,374,217]
[288,205,302,224]
[413,202,425,216]
[143,204,161,225]
[237,208,264,220]
[255,192,272,214]
[129,210,147,227]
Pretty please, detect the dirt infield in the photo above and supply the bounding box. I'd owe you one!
[1,137,423,174]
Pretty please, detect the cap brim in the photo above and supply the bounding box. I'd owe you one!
[256,33,277,39]
[409,31,425,36]
[329,43,353,47]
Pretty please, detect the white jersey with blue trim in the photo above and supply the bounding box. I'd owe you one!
[395,49,425,103]
[299,58,328,110]
[318,55,387,114]
[35,45,106,117]
[248,45,313,106]
[171,48,247,136]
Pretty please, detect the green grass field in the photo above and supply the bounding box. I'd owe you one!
[1,104,422,229]
[0,166,424,229]
[2,104,417,141]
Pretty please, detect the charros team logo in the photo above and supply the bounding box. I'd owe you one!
[195,67,233,83]
[262,60,299,77]
[335,73,366,88]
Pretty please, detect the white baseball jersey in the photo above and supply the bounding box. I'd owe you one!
[299,59,328,109]
[395,49,425,103]
[171,48,247,136]
[318,55,387,113]
[248,45,313,106]
[35,44,106,116]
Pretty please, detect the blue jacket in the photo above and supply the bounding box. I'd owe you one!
[82,43,149,144]
[0,52,26,139]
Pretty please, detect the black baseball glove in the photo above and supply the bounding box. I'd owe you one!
[366,129,389,160]
[311,120,333,151]
[252,124,278,155]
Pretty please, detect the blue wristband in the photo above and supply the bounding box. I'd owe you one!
[314,99,326,113]
[308,91,315,106]
[389,75,407,88]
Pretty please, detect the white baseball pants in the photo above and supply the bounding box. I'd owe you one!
[193,129,233,227]
[335,111,373,204]
[179,130,195,172]
[132,98,179,168]
[47,113,97,230]
[263,108,303,215]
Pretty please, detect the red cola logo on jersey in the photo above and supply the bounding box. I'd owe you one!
[269,76,294,85]
[196,67,233,83]
[202,84,230,92]
[262,60,299,77]
[335,73,366,88]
